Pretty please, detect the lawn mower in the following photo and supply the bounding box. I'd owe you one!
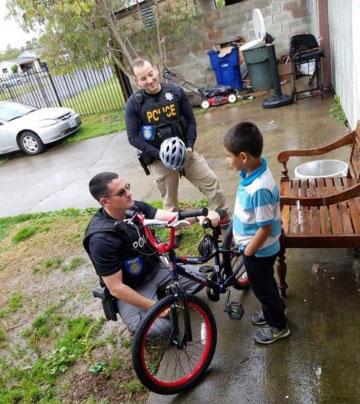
[162,68,239,109]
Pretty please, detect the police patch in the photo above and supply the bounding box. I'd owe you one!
[123,256,144,275]
[165,92,174,101]
[141,125,155,141]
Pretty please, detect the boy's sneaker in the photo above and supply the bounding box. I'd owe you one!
[251,310,266,326]
[254,325,290,345]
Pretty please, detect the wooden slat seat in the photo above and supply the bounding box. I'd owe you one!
[280,177,360,246]
[276,122,360,296]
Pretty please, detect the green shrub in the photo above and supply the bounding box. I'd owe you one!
[0,293,23,318]
[33,257,63,274]
[0,327,6,347]
[12,225,39,243]
[61,257,86,272]
[329,95,348,127]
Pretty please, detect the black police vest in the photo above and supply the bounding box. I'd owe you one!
[136,84,186,149]
[83,209,158,287]
[83,209,117,256]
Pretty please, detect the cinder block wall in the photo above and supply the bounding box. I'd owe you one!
[166,0,312,86]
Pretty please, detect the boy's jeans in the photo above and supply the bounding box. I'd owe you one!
[243,253,286,329]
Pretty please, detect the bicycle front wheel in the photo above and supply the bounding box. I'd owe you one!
[132,294,217,395]
[222,223,250,290]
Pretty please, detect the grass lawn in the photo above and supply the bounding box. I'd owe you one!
[64,110,125,145]
[62,76,125,115]
[0,200,208,402]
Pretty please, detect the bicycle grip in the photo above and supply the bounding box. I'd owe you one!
[178,208,208,220]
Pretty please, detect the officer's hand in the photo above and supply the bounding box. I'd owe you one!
[159,307,171,317]
[186,147,193,157]
[198,210,220,227]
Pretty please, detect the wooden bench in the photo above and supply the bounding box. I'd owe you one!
[276,122,360,297]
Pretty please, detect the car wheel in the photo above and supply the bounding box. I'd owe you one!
[201,99,210,109]
[19,131,45,155]
[228,94,237,103]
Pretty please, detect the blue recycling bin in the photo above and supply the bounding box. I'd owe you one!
[207,47,243,90]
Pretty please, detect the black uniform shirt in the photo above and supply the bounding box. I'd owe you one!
[87,201,158,289]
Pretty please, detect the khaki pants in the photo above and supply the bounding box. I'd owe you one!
[149,150,227,212]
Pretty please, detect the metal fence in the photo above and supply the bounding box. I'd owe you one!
[0,56,126,115]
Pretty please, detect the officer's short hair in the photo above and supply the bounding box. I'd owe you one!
[224,122,263,158]
[89,172,119,201]
[131,57,154,74]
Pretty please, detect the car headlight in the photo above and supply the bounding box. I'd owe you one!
[39,119,59,127]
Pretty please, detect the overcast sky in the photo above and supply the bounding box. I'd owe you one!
[0,0,39,52]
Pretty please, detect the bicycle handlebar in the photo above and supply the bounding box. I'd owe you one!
[178,208,208,220]
[121,208,209,254]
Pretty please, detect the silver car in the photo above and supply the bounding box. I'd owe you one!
[0,101,81,155]
[1,75,26,88]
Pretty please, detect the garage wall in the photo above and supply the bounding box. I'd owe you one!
[328,0,360,129]
[164,0,312,86]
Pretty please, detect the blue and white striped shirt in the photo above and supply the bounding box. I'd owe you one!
[233,158,281,257]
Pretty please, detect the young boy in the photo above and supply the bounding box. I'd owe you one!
[223,122,290,344]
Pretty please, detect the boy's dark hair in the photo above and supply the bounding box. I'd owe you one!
[224,122,263,157]
[89,172,119,201]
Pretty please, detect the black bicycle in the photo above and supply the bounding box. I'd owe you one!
[127,208,249,395]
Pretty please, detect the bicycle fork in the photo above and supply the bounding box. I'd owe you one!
[166,283,193,348]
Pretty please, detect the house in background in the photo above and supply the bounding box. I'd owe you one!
[0,49,43,78]
[16,50,43,73]
[0,60,20,77]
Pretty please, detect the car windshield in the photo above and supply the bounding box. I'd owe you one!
[0,102,37,122]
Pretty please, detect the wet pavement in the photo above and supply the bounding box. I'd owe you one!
[1,94,359,402]
[0,95,348,217]
[149,248,360,403]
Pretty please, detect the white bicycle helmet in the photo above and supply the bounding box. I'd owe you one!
[159,137,187,171]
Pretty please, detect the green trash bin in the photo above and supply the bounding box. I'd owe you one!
[242,45,272,91]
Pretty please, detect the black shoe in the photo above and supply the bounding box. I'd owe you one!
[251,310,266,326]
[174,233,183,248]
[254,325,290,344]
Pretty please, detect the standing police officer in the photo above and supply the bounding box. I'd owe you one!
[125,58,230,233]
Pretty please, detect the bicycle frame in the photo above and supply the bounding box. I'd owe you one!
[137,211,244,297]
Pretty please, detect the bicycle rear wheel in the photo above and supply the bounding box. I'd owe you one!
[222,223,250,290]
[132,294,217,395]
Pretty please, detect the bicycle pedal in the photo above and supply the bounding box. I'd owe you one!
[199,265,214,274]
[225,302,244,321]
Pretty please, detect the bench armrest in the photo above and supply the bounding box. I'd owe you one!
[280,182,360,207]
[277,130,355,180]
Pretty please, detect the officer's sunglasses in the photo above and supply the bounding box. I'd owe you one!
[106,183,131,198]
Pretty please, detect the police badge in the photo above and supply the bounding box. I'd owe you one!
[141,125,155,141]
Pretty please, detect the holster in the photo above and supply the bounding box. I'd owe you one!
[93,286,118,321]
[138,153,151,175]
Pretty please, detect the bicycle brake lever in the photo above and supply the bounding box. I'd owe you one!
[171,220,191,229]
